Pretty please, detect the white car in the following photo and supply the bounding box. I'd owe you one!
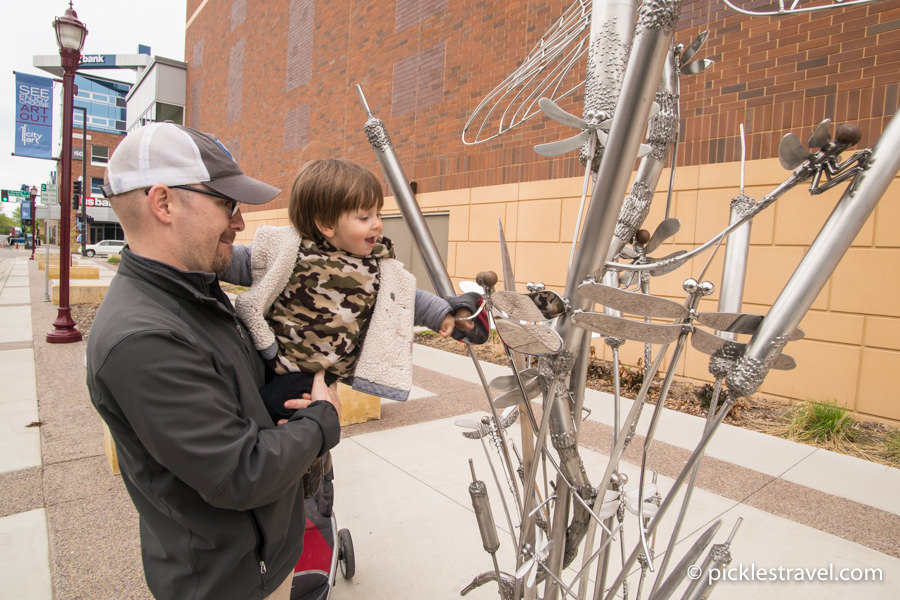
[85,239,126,257]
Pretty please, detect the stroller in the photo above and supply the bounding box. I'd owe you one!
[290,460,355,600]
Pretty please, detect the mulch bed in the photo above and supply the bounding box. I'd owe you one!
[414,331,900,467]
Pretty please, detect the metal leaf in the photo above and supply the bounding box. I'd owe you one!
[681,58,714,75]
[680,30,709,65]
[490,369,540,394]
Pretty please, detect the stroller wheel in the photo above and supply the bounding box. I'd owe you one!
[338,528,355,579]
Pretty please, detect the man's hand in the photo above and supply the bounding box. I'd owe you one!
[277,371,341,425]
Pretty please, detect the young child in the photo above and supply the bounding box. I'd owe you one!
[225,158,489,422]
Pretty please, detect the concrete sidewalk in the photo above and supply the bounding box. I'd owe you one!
[1,247,898,599]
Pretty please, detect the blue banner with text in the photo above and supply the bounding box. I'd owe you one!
[15,72,54,159]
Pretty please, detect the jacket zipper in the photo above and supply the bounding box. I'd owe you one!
[249,511,268,582]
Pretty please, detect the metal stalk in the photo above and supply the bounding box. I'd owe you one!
[728,112,900,398]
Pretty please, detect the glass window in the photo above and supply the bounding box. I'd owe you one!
[91,177,104,197]
[74,74,130,135]
[91,145,109,166]
[156,102,185,125]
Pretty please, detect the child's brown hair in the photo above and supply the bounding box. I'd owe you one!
[289,159,384,241]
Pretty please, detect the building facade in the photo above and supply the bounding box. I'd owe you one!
[71,73,130,245]
[184,0,900,421]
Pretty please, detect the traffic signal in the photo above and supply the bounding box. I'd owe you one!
[1,189,8,202]
[73,179,82,210]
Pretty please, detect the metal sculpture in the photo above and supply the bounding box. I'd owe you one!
[358,0,899,598]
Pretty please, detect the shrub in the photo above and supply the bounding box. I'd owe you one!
[107,255,121,264]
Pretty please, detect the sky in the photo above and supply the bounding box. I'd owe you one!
[1,0,187,215]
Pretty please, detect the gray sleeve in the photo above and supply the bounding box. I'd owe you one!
[218,244,252,286]
[414,289,452,331]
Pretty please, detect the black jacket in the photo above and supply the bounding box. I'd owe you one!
[86,248,340,600]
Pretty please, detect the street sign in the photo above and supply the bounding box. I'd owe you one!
[40,183,59,205]
[7,189,30,198]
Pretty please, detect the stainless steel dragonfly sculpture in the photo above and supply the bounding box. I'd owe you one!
[357,0,893,598]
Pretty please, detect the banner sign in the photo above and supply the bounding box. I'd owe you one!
[15,72,54,159]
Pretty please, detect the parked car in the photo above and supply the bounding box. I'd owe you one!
[84,239,126,257]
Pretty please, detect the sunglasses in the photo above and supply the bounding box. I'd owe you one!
[141,185,240,216]
[170,185,240,216]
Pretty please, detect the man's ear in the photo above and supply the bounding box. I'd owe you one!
[315,219,335,240]
[145,185,176,224]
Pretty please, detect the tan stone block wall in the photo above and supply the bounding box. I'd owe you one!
[236,158,900,422]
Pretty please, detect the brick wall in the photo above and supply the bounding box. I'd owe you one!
[184,0,898,199]
[71,127,122,197]
[677,0,900,166]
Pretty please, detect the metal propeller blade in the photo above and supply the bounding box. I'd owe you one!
[691,328,797,370]
[807,118,833,149]
[644,217,681,254]
[534,130,592,157]
[495,318,563,356]
[680,30,709,65]
[538,97,586,129]
[624,484,660,518]
[573,311,684,345]
[576,282,688,319]
[778,132,813,169]
[455,407,521,439]
[492,290,549,323]
[515,527,552,587]
[695,312,805,340]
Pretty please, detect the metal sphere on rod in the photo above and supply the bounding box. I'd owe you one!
[47,1,87,344]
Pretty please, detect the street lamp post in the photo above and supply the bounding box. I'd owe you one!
[74,105,87,255]
[29,185,38,261]
[47,1,86,344]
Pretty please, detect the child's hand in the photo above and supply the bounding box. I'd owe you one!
[453,308,475,333]
[438,314,456,338]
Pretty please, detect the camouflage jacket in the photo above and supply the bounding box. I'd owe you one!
[228,226,453,400]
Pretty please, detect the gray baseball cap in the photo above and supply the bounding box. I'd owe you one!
[100,122,280,205]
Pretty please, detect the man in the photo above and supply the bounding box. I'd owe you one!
[86,122,341,600]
